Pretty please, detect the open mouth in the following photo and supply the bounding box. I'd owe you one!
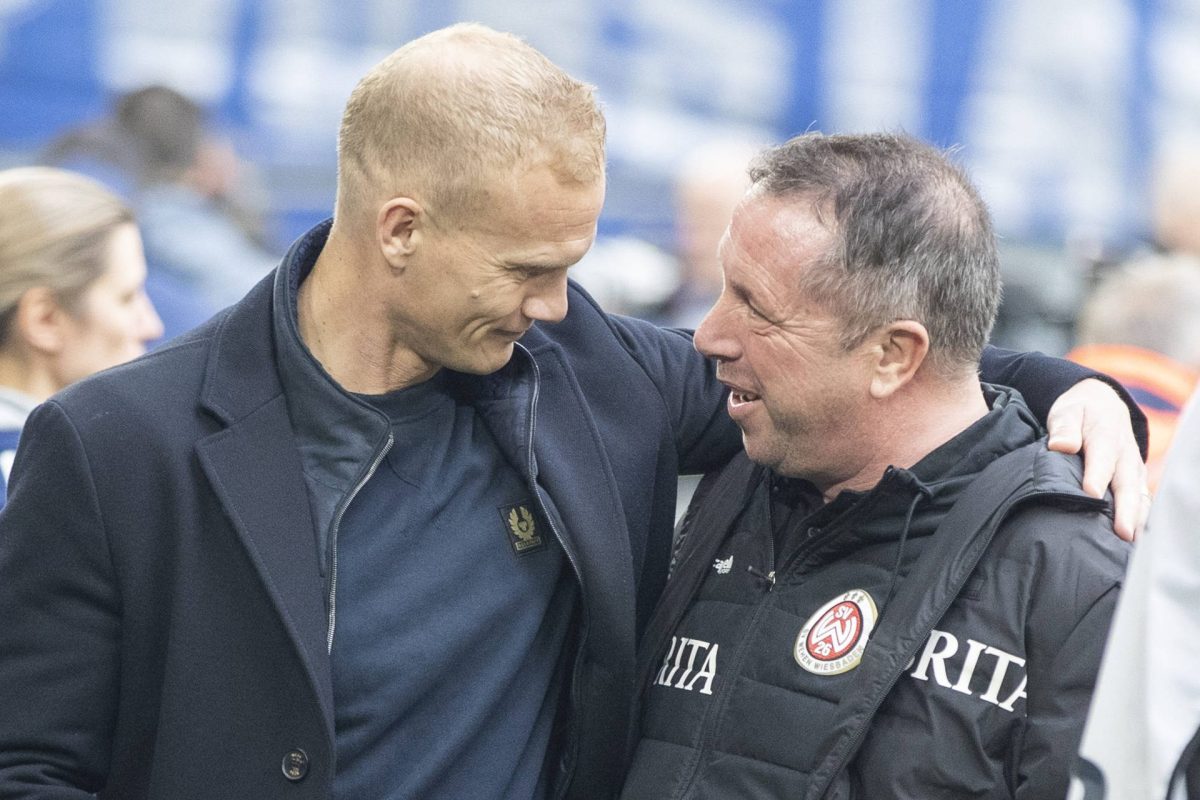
[729,390,761,407]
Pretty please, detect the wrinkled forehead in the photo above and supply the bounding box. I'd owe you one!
[724,193,835,268]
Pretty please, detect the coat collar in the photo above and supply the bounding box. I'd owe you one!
[771,385,1052,555]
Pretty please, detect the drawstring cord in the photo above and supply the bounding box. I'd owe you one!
[880,474,933,618]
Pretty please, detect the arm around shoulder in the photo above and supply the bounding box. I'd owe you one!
[980,345,1148,458]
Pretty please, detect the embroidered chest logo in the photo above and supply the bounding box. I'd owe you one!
[500,503,545,554]
[713,555,734,574]
[794,589,878,675]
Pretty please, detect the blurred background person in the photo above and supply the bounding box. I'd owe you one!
[1149,139,1200,261]
[1068,252,1200,490]
[0,166,163,505]
[658,137,759,329]
[43,85,279,338]
[570,137,760,329]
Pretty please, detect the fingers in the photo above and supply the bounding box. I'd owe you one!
[1078,412,1146,541]
[1046,377,1147,542]
[1108,455,1150,542]
[1078,431,1117,499]
[1045,393,1085,455]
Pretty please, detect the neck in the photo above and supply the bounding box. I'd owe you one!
[0,348,62,403]
[816,374,989,502]
[298,226,437,394]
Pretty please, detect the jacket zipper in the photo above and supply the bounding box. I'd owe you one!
[326,431,394,653]
[674,485,777,800]
[676,504,838,798]
[748,481,778,589]
[517,344,589,800]
[673,583,775,799]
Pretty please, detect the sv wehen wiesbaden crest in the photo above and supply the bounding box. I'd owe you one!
[500,503,545,554]
[794,589,878,675]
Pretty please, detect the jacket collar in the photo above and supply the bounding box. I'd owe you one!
[780,385,1052,552]
[454,329,638,674]
[196,272,282,424]
[267,221,393,574]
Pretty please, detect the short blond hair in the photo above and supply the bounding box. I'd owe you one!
[0,167,134,343]
[336,23,606,225]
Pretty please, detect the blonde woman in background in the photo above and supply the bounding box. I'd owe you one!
[0,167,163,506]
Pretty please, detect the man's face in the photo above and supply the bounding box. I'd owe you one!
[394,165,605,376]
[693,193,876,484]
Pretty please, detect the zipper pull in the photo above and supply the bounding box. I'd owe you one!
[747,564,776,590]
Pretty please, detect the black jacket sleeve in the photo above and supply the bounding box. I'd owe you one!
[980,345,1149,458]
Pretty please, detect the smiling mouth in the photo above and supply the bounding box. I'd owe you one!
[729,390,762,407]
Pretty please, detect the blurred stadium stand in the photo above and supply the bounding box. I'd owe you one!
[3,0,1200,352]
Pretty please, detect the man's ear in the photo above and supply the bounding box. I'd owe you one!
[376,197,424,269]
[868,320,929,399]
[13,287,69,356]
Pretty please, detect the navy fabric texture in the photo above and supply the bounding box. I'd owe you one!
[332,376,572,799]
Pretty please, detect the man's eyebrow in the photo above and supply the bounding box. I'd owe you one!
[727,278,755,304]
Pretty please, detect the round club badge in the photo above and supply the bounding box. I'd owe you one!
[794,589,878,675]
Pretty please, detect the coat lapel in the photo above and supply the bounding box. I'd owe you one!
[194,277,334,737]
[529,345,637,672]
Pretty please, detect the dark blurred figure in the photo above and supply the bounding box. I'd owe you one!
[1068,252,1200,490]
[0,167,162,506]
[43,85,278,338]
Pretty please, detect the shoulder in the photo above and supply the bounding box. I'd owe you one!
[56,325,215,416]
[981,451,1129,631]
[532,279,699,368]
[673,453,760,565]
[522,281,717,430]
[44,310,232,453]
[990,447,1126,571]
[994,497,1128,581]
[991,448,1125,565]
